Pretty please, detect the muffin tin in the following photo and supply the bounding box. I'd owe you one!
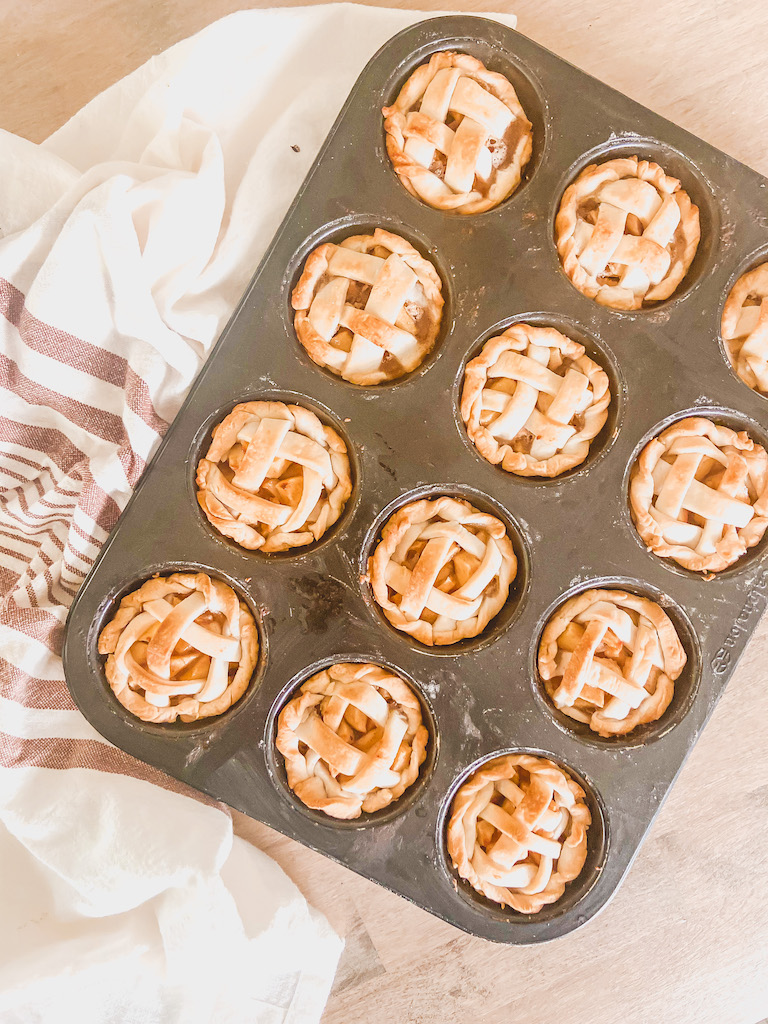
[63,16,768,942]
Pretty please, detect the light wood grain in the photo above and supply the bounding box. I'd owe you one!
[3,2,768,1022]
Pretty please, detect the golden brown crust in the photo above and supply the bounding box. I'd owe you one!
[446,753,591,913]
[538,588,686,737]
[368,496,517,646]
[195,400,352,552]
[98,572,258,724]
[275,662,429,820]
[291,229,443,386]
[721,261,768,395]
[555,156,700,309]
[382,51,532,215]
[460,323,611,477]
[629,417,768,573]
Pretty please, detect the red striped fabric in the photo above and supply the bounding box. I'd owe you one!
[0,274,204,796]
[0,278,167,436]
[0,658,77,710]
[0,732,219,805]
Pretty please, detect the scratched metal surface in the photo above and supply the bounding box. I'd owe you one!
[63,16,768,943]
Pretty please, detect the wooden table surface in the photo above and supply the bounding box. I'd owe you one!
[3,2,768,1022]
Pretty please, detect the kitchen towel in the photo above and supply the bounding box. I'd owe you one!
[0,5,512,1021]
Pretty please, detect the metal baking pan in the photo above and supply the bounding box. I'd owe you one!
[63,15,768,943]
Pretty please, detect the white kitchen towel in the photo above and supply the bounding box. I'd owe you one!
[0,5,517,1022]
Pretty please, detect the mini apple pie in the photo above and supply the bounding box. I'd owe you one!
[98,572,258,724]
[538,588,686,737]
[196,401,352,552]
[292,228,443,385]
[721,261,768,395]
[368,495,517,646]
[447,753,591,913]
[555,156,700,310]
[383,51,533,214]
[629,417,768,573]
[276,662,429,820]
[461,323,611,477]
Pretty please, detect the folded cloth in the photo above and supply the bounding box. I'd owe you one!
[0,5,514,1020]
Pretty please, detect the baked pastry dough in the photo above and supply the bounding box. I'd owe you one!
[98,572,258,724]
[368,496,517,646]
[721,261,768,395]
[447,753,591,913]
[275,662,428,820]
[460,323,611,477]
[292,229,443,385]
[382,51,533,214]
[538,588,686,737]
[555,156,700,310]
[196,401,352,552]
[629,417,768,573]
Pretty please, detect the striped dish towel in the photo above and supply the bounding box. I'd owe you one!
[0,6,523,1019]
